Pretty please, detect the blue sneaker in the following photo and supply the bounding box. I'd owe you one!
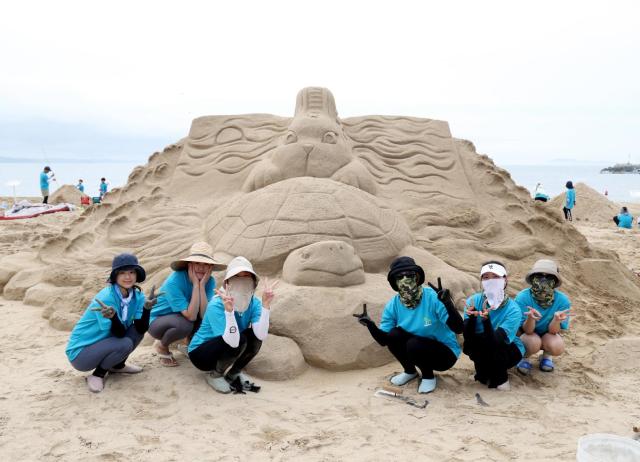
[539,357,554,372]
[516,359,532,375]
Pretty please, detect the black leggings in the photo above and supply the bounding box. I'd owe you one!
[563,207,572,221]
[189,329,262,376]
[386,327,457,380]
[463,333,522,388]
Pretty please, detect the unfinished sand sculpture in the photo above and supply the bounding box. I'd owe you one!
[3,87,640,378]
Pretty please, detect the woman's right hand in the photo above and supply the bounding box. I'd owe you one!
[215,287,234,312]
[465,300,480,317]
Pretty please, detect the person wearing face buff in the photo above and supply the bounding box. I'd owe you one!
[188,256,277,394]
[353,256,463,394]
[65,254,161,393]
[148,242,227,367]
[462,261,525,391]
[515,259,571,375]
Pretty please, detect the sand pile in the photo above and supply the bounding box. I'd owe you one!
[549,182,622,224]
[49,184,87,206]
[2,87,639,377]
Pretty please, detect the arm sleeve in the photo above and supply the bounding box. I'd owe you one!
[481,316,508,345]
[251,309,270,341]
[222,311,240,348]
[110,316,126,337]
[363,319,389,346]
[463,316,477,340]
[441,295,463,334]
[134,308,151,334]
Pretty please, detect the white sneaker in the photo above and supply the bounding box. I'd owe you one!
[496,380,511,391]
[418,377,437,394]
[206,373,232,394]
[87,375,105,393]
[390,372,418,386]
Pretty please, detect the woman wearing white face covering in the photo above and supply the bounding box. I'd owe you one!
[462,261,525,391]
[188,256,277,394]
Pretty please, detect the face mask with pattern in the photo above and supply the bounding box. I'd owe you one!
[530,275,556,308]
[396,274,422,308]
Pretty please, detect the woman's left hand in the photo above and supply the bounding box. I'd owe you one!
[201,266,213,285]
[261,278,278,309]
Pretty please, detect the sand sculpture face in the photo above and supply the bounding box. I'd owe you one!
[244,87,377,195]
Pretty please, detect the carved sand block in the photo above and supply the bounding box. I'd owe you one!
[283,241,365,287]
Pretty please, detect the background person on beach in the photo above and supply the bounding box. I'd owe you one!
[613,206,633,229]
[148,242,226,367]
[65,254,160,393]
[563,181,576,221]
[188,256,276,394]
[99,177,108,200]
[39,166,54,204]
[533,183,549,202]
[462,261,524,391]
[353,256,463,394]
[515,259,571,375]
[76,179,84,193]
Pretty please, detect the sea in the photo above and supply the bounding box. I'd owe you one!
[1,160,639,203]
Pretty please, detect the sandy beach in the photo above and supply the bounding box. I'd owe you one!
[1,188,639,461]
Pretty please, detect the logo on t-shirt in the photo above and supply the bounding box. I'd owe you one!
[423,316,432,327]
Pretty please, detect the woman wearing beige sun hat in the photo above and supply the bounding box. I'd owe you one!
[148,242,226,366]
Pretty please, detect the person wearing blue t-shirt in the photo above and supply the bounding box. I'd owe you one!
[353,256,463,394]
[99,177,108,199]
[40,166,54,204]
[563,181,576,221]
[188,256,277,394]
[66,254,160,393]
[148,242,226,367]
[613,206,633,229]
[462,261,524,391]
[515,259,571,375]
[76,179,85,193]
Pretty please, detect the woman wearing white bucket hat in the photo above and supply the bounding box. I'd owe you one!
[148,242,226,366]
[515,259,572,375]
[188,256,277,393]
[462,261,525,391]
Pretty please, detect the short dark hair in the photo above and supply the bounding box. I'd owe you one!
[101,177,106,181]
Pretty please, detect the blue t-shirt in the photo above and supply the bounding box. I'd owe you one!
[77,183,85,193]
[100,182,108,194]
[515,289,571,336]
[565,188,576,209]
[464,293,525,355]
[65,285,146,361]
[40,172,49,189]
[150,270,215,324]
[617,213,633,229]
[188,295,263,352]
[380,287,461,357]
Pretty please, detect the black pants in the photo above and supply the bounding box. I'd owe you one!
[563,207,572,221]
[189,329,262,376]
[463,333,522,388]
[385,327,457,380]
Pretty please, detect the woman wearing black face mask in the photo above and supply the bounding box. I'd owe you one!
[462,261,525,391]
[515,259,571,375]
[353,256,463,394]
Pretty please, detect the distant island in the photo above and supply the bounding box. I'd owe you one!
[600,163,640,174]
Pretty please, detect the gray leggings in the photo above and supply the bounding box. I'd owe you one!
[71,325,143,372]
[148,313,194,347]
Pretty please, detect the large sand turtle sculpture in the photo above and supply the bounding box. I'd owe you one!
[3,87,639,379]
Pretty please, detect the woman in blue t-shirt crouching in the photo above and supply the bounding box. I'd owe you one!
[515,259,571,375]
[463,261,524,391]
[188,256,276,394]
[66,254,160,393]
[148,242,226,367]
[354,256,463,394]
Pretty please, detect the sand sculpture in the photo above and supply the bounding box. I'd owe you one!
[2,87,639,378]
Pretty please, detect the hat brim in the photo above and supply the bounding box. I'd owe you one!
[109,265,146,283]
[224,265,260,284]
[525,270,562,287]
[171,256,227,272]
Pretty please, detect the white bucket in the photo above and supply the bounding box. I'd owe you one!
[576,433,640,462]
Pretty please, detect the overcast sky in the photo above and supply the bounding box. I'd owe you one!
[1,0,639,165]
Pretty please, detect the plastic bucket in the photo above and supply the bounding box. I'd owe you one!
[576,433,640,462]
[91,197,101,204]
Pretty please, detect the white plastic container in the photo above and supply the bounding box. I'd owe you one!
[576,433,640,462]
